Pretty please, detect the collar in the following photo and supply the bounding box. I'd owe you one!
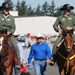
[36,42,43,45]
[63,14,71,17]
[2,13,10,19]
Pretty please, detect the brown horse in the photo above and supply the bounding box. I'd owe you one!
[56,29,75,75]
[0,30,17,75]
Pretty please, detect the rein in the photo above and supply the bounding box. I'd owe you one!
[64,34,73,49]
[58,52,75,74]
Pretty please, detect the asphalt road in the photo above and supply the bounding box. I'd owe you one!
[27,64,59,75]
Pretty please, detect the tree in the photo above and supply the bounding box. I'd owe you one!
[20,0,28,16]
[54,7,62,17]
[27,5,34,16]
[4,0,14,10]
[16,0,28,16]
[16,0,21,15]
[41,1,49,16]
[50,0,55,16]
[15,0,75,16]
[35,4,42,16]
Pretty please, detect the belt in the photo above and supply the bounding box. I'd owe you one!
[35,59,46,61]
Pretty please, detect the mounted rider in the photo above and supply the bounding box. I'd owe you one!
[50,4,75,65]
[0,2,21,68]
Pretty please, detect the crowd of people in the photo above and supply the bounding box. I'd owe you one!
[17,33,53,63]
[13,3,75,75]
[13,33,53,75]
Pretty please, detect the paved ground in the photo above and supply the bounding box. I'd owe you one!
[27,64,59,75]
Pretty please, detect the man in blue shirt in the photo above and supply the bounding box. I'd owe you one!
[28,34,52,75]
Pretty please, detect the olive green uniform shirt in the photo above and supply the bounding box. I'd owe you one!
[0,13,20,60]
[52,14,75,54]
[0,13,16,34]
[53,14,75,32]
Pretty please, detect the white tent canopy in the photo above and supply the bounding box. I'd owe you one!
[14,16,58,36]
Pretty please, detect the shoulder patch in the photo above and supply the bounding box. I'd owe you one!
[6,18,11,22]
[68,17,72,20]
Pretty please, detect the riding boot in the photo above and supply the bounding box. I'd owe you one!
[9,36,21,68]
[49,49,58,66]
[15,49,21,69]
[49,35,63,65]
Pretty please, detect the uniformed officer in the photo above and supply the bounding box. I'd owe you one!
[50,4,75,64]
[0,2,21,68]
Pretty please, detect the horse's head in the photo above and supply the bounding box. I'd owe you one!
[62,29,73,53]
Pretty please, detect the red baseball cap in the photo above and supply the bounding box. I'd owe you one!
[19,64,27,73]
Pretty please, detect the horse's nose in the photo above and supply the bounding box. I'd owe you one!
[67,46,72,49]
[67,47,72,52]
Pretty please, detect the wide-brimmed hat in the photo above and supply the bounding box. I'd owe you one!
[13,32,19,37]
[0,2,10,10]
[60,4,74,11]
[36,33,44,39]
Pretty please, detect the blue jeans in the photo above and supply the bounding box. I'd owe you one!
[34,60,47,75]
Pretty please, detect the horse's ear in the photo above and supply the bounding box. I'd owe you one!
[70,29,73,34]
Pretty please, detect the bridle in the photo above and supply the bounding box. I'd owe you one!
[64,33,73,52]
[62,29,74,53]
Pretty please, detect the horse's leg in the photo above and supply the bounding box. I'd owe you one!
[69,66,75,75]
[70,71,75,75]
[5,65,12,75]
[59,68,65,75]
[59,71,65,75]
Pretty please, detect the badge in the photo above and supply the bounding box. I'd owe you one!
[68,17,72,20]
[62,18,65,21]
[1,18,4,21]
[6,18,11,22]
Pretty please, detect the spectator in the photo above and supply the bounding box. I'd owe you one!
[14,33,25,75]
[28,33,52,75]
[25,33,32,48]
[24,33,32,63]
[14,33,25,63]
[45,36,52,53]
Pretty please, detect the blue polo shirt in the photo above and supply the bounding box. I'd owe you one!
[28,42,52,64]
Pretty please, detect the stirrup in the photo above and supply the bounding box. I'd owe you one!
[49,61,55,66]
[49,58,55,66]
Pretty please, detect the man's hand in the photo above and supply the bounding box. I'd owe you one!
[28,64,31,66]
[46,59,51,64]
[58,28,62,35]
[7,31,11,35]
[66,27,73,30]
